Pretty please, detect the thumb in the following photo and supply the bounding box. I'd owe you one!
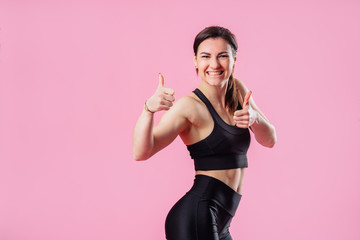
[158,73,164,88]
[242,90,252,108]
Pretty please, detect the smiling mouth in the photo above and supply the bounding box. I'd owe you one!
[207,71,224,76]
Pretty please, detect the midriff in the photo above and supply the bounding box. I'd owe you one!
[196,167,246,194]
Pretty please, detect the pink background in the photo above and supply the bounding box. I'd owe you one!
[1,0,359,239]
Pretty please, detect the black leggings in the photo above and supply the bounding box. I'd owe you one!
[165,174,242,240]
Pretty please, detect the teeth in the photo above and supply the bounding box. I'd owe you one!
[207,71,222,76]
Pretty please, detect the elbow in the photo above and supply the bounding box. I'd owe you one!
[267,131,277,148]
[262,127,277,148]
[132,148,150,161]
[132,152,148,161]
[133,154,145,161]
[267,140,276,148]
[132,142,150,161]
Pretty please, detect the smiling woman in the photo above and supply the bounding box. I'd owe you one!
[132,26,277,240]
[195,38,235,87]
[193,27,239,114]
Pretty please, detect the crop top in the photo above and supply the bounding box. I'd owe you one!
[186,88,251,171]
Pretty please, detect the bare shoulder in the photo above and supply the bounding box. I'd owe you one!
[234,78,250,100]
[234,77,257,104]
[235,78,248,90]
[233,77,271,123]
[170,93,203,117]
[174,94,198,107]
[154,94,199,136]
[166,92,209,129]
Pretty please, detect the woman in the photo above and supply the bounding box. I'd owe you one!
[133,26,276,240]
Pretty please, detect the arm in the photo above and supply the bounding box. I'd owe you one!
[132,98,190,160]
[233,78,277,148]
[132,108,156,160]
[132,74,190,160]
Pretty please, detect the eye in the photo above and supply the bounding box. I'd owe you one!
[219,55,229,58]
[201,55,210,58]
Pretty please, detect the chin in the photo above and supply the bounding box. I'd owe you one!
[207,81,223,86]
[203,77,229,87]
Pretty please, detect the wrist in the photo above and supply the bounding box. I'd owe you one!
[144,100,155,113]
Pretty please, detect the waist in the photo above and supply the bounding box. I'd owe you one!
[187,174,242,216]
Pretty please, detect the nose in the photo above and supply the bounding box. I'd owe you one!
[209,57,220,69]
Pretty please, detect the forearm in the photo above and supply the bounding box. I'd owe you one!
[132,108,155,160]
[250,111,277,148]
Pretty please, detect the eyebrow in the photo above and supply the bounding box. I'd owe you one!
[199,51,229,55]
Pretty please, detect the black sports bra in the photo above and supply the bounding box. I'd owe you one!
[186,88,251,171]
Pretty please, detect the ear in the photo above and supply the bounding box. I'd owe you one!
[193,55,197,68]
[231,56,237,73]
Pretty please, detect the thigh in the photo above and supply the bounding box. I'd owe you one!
[214,203,234,238]
[197,200,235,240]
[219,227,233,240]
[196,199,220,240]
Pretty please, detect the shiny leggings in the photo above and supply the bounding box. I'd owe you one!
[165,174,242,240]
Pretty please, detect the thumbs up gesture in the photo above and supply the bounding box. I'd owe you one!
[145,73,175,112]
[233,90,257,128]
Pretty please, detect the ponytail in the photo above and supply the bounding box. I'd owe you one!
[225,74,239,113]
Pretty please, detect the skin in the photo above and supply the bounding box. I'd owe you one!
[132,37,277,194]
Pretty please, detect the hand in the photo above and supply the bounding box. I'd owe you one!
[233,90,257,128]
[146,73,175,112]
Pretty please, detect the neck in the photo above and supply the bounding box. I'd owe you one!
[197,80,228,108]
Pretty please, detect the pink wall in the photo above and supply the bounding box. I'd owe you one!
[1,0,359,239]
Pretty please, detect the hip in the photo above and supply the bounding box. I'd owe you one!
[165,174,242,239]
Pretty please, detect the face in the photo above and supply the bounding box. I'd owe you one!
[194,37,236,87]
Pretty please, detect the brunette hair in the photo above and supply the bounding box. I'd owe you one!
[193,26,238,112]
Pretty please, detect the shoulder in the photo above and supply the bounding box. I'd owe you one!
[169,93,203,116]
[159,92,198,116]
[234,77,251,106]
[163,92,207,127]
[234,77,249,96]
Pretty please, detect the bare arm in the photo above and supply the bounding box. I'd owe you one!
[132,108,156,160]
[132,74,190,160]
[233,77,277,148]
